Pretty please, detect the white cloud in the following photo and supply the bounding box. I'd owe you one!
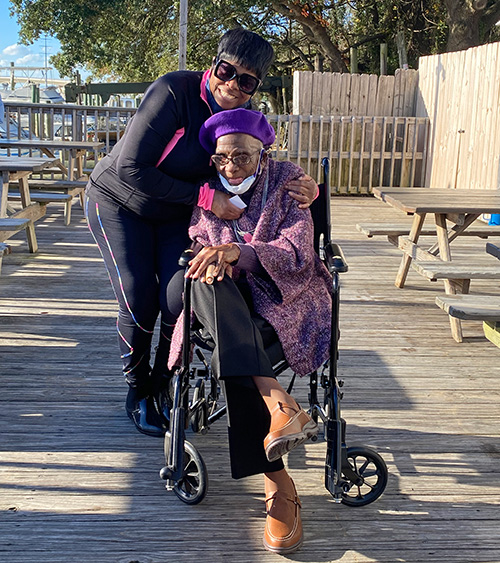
[0,44,55,81]
[1,44,50,69]
[0,40,84,82]
[2,43,30,58]
[16,53,45,66]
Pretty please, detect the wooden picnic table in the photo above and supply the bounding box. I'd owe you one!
[0,155,61,252]
[0,139,104,181]
[372,187,500,341]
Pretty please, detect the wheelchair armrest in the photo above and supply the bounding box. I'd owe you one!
[178,248,195,267]
[324,242,348,274]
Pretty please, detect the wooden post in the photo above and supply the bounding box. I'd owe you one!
[10,62,15,90]
[350,47,358,73]
[314,54,324,72]
[380,43,388,75]
[31,85,40,137]
[74,71,82,105]
[44,111,53,140]
[282,78,289,115]
[30,84,40,103]
[396,31,408,70]
[178,0,188,70]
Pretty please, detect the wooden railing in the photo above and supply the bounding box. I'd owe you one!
[3,101,137,157]
[3,102,429,194]
[268,114,429,193]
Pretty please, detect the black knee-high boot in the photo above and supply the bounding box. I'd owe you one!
[125,382,166,437]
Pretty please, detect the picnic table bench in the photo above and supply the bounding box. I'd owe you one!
[435,243,500,346]
[0,156,61,254]
[0,139,102,224]
[412,260,500,291]
[8,179,88,225]
[436,294,500,320]
[356,221,500,243]
[0,241,12,274]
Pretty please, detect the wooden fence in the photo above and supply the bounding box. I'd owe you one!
[4,47,500,195]
[417,41,500,190]
[268,114,429,192]
[293,69,419,117]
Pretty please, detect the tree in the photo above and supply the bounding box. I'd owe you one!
[7,0,500,82]
[443,0,500,51]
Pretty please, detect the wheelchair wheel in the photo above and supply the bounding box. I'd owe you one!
[341,446,388,507]
[164,436,208,505]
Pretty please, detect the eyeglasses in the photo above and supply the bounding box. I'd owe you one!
[210,149,262,167]
[213,59,261,96]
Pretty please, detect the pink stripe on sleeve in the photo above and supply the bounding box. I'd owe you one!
[200,69,211,105]
[156,127,185,167]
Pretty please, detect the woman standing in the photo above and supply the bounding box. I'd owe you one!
[85,28,317,437]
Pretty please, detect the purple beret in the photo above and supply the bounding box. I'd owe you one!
[199,108,275,153]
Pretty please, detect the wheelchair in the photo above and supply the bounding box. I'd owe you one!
[159,158,388,506]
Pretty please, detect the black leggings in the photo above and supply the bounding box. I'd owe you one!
[85,194,189,388]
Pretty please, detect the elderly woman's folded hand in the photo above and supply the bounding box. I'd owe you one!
[186,243,241,283]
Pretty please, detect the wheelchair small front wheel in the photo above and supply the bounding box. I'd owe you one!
[340,445,388,507]
[164,436,208,505]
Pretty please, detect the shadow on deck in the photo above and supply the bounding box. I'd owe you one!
[1,197,499,562]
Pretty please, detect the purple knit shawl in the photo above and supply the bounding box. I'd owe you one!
[169,158,332,376]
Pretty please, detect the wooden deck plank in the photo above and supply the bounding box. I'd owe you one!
[1,197,500,562]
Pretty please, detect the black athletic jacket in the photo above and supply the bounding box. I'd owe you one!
[87,70,215,222]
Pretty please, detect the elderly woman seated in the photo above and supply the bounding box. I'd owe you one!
[168,108,332,554]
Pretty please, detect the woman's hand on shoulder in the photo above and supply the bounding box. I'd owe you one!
[211,190,245,220]
[286,174,319,209]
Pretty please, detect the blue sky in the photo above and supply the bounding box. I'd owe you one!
[0,0,65,85]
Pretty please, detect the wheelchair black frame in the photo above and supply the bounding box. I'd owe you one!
[160,158,388,506]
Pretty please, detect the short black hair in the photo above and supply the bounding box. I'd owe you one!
[216,28,274,80]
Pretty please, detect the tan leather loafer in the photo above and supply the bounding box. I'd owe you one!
[263,482,303,554]
[264,402,318,462]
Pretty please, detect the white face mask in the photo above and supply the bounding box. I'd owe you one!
[217,149,264,195]
[218,171,257,195]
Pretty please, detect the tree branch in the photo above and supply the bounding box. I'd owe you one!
[282,37,315,70]
[341,32,387,53]
[481,2,500,32]
[271,1,348,72]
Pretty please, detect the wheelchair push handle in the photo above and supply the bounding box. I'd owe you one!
[178,248,194,268]
[321,157,330,177]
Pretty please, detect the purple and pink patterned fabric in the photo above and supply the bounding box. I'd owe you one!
[168,158,332,376]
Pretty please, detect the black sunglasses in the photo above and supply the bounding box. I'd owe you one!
[213,59,261,96]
